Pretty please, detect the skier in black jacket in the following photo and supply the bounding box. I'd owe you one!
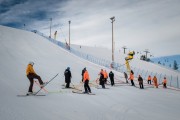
[99,69,105,88]
[124,72,128,83]
[81,67,86,82]
[64,67,72,88]
[138,75,144,89]
[109,71,114,86]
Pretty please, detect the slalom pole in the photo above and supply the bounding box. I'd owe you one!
[35,81,48,93]
[34,73,59,95]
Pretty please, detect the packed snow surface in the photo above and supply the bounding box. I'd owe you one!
[0,25,180,120]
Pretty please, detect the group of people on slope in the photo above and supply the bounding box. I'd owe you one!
[64,68,116,91]
[147,75,167,88]
[25,61,115,94]
[98,69,115,88]
[124,70,167,89]
[25,62,167,94]
[128,70,144,89]
[64,67,91,93]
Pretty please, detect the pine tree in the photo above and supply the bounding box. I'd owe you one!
[173,60,178,70]
[169,64,171,68]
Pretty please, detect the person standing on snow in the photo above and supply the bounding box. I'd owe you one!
[109,71,114,86]
[124,72,128,83]
[147,75,152,84]
[152,76,158,88]
[26,62,47,94]
[138,75,144,89]
[162,77,167,88]
[64,67,72,88]
[81,67,86,82]
[83,69,91,93]
[129,70,135,86]
[104,70,108,84]
[99,69,105,88]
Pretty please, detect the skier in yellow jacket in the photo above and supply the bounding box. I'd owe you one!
[26,62,46,94]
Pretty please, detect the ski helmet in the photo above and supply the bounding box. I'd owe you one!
[67,67,70,70]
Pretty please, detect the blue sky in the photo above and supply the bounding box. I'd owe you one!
[0,0,180,57]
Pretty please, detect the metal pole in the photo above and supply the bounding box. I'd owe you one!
[170,75,172,87]
[136,68,140,76]
[144,70,148,80]
[112,21,114,62]
[110,16,115,64]
[177,76,179,88]
[159,73,162,84]
[50,18,52,38]
[24,24,26,30]
[141,69,144,75]
[68,20,71,49]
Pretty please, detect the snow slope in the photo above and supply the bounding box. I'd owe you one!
[71,44,180,80]
[0,25,180,120]
[152,55,180,71]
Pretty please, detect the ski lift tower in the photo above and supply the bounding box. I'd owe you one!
[144,49,150,60]
[122,46,127,54]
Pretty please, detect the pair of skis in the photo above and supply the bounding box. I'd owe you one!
[17,73,59,97]
[62,83,96,95]
[72,91,95,95]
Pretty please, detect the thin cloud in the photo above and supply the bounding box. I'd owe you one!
[0,0,66,28]
[0,0,28,14]
[0,0,180,56]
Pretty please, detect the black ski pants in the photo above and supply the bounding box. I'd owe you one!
[104,78,107,84]
[110,78,114,86]
[66,82,70,88]
[163,83,167,88]
[148,80,151,84]
[65,78,71,88]
[139,82,144,89]
[131,80,135,86]
[27,73,43,92]
[125,78,128,83]
[84,80,91,93]
[99,79,105,88]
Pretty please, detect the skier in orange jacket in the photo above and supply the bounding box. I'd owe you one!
[129,70,135,86]
[152,76,158,88]
[83,69,91,93]
[147,75,152,84]
[99,69,105,88]
[162,77,167,88]
[104,70,108,84]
